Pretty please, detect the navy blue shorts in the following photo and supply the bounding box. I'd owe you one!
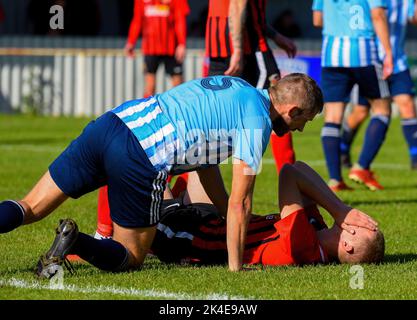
[321,65,390,103]
[49,112,167,228]
[354,69,416,107]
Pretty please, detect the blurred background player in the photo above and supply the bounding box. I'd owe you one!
[313,0,393,192]
[125,0,190,98]
[341,0,417,171]
[205,0,298,174]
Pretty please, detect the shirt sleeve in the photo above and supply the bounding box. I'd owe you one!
[127,0,144,46]
[232,111,271,174]
[312,0,323,11]
[408,1,416,19]
[174,0,190,46]
[368,0,387,9]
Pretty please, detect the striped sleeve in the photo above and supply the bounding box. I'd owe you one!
[368,0,387,9]
[312,0,323,11]
[408,0,416,19]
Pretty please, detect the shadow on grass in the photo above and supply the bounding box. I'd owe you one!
[0,138,64,145]
[383,253,417,264]
[347,198,417,206]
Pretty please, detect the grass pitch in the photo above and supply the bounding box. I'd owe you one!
[0,114,417,300]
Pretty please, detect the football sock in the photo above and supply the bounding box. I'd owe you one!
[270,132,295,174]
[70,233,129,272]
[97,186,113,238]
[0,200,25,233]
[171,173,189,198]
[340,121,358,156]
[401,118,417,165]
[321,123,342,181]
[358,115,390,169]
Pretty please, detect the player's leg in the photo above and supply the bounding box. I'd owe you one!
[390,70,417,169]
[183,171,213,205]
[340,87,370,168]
[320,67,353,191]
[350,65,391,190]
[397,94,417,168]
[166,55,184,88]
[144,55,159,97]
[0,171,68,233]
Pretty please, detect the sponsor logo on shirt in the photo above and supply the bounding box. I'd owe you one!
[145,5,170,17]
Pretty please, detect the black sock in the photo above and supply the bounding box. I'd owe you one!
[70,232,129,272]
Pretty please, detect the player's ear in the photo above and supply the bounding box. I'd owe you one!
[342,240,354,254]
[288,106,301,118]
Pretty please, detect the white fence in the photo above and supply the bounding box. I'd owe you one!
[0,48,206,116]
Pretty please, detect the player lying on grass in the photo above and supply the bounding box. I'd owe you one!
[36,161,383,277]
[150,162,384,266]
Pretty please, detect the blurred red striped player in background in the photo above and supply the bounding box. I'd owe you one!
[205,0,298,174]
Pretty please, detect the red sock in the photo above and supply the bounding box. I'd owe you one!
[270,132,296,174]
[97,185,113,238]
[170,173,189,198]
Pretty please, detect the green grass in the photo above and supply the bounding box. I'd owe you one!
[0,114,417,300]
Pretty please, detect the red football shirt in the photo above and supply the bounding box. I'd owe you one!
[205,0,270,58]
[246,209,328,266]
[127,0,190,56]
[192,206,328,266]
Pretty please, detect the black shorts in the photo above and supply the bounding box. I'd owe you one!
[208,50,280,89]
[242,50,281,89]
[208,57,230,76]
[151,200,224,264]
[144,55,183,76]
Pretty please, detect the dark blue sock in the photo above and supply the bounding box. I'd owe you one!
[321,123,342,181]
[70,233,129,272]
[358,115,390,169]
[0,200,25,233]
[340,121,359,156]
[401,118,417,164]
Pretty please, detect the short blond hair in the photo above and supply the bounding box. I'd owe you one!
[269,73,324,115]
[341,230,385,264]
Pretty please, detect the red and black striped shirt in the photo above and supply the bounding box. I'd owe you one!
[205,0,270,58]
[127,0,190,56]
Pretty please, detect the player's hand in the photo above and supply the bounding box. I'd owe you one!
[337,208,378,234]
[124,43,135,58]
[273,33,297,58]
[224,49,243,76]
[382,54,393,80]
[175,44,186,64]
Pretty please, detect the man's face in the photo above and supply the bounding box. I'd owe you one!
[273,106,316,136]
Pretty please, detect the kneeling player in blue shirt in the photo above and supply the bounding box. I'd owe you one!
[0,74,372,274]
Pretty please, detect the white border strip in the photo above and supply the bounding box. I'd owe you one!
[0,278,251,300]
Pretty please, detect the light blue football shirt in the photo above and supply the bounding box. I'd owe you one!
[112,76,272,174]
[313,0,387,67]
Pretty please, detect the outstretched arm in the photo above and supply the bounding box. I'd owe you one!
[225,0,248,76]
[266,26,297,58]
[125,0,144,58]
[371,7,393,79]
[227,160,256,271]
[279,162,378,232]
